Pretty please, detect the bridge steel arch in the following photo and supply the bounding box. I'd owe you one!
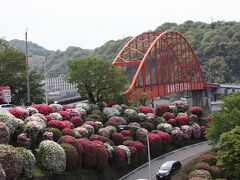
[112,30,206,98]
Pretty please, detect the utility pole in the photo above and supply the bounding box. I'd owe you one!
[25,29,31,105]
[44,57,48,104]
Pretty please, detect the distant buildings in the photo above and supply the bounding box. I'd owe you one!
[44,75,79,100]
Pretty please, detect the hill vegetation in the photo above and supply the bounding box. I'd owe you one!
[9,21,240,83]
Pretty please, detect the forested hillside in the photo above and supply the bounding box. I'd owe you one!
[9,21,240,83]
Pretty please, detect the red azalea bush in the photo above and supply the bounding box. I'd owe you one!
[58,111,70,121]
[200,126,206,137]
[189,106,204,118]
[111,133,124,145]
[8,107,28,120]
[62,105,74,111]
[120,130,131,137]
[62,128,76,137]
[138,106,153,114]
[111,146,126,168]
[71,116,83,128]
[155,104,170,117]
[205,116,212,124]
[163,112,175,121]
[32,104,53,115]
[93,142,109,169]
[148,133,162,158]
[78,138,96,168]
[123,140,146,163]
[158,131,171,145]
[127,146,138,166]
[176,115,189,126]
[89,134,104,142]
[48,120,71,130]
[44,115,54,123]
[167,118,177,126]
[105,116,127,128]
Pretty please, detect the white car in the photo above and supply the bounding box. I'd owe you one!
[0,104,15,109]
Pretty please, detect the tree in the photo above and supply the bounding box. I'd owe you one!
[67,57,126,103]
[206,92,240,144]
[217,126,240,179]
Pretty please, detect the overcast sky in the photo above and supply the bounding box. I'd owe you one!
[1,0,239,50]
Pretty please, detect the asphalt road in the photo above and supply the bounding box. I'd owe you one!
[119,141,212,180]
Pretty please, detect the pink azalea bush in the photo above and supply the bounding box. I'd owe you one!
[105,116,127,128]
[148,133,162,158]
[8,107,28,120]
[158,131,171,145]
[48,120,71,130]
[163,112,175,121]
[175,114,189,126]
[181,125,192,139]
[188,106,204,118]
[32,104,53,115]
[111,133,124,145]
[71,116,83,127]
[138,106,153,114]
[111,146,126,168]
[155,104,170,117]
[58,111,70,121]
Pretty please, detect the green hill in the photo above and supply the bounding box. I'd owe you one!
[9,21,240,83]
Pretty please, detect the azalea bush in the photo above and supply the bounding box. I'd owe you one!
[60,143,78,170]
[49,103,63,112]
[189,106,204,118]
[157,123,173,133]
[0,123,10,144]
[102,107,120,120]
[138,106,153,114]
[148,133,162,158]
[155,104,170,117]
[8,107,29,120]
[123,109,138,122]
[111,146,126,168]
[189,169,212,179]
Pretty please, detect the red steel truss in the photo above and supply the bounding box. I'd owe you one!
[112,30,206,98]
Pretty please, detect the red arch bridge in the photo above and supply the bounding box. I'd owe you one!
[112,30,211,110]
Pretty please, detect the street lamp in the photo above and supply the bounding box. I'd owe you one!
[44,57,48,105]
[119,125,152,180]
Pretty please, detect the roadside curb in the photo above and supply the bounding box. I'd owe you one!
[119,141,210,180]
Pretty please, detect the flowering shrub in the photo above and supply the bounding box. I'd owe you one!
[170,128,184,144]
[123,109,138,122]
[192,124,201,139]
[44,115,54,122]
[145,113,155,122]
[181,125,192,139]
[140,122,154,131]
[155,104,170,117]
[154,117,166,127]
[16,147,36,178]
[137,113,146,122]
[167,118,177,126]
[49,112,63,120]
[192,162,210,171]
[205,116,212,124]
[118,145,131,165]
[209,166,221,179]
[89,134,105,142]
[49,103,63,112]
[105,125,117,135]
[97,128,111,138]
[75,107,86,117]
[157,131,171,145]
[66,109,81,118]
[25,116,47,129]
[200,126,206,137]
[26,107,38,116]
[163,112,175,120]
[112,104,123,115]
[148,133,162,158]
[106,116,127,128]
[172,100,188,112]
[75,103,91,114]
[0,123,10,144]
[176,114,189,126]
[157,123,173,133]
[103,107,121,120]
[38,140,66,174]
[189,169,212,179]
[104,143,114,158]
[62,105,74,111]
[78,138,96,168]
[138,106,153,114]
[8,107,28,120]
[48,120,71,130]
[0,164,6,180]
[120,129,131,137]
[58,135,83,167]
[62,128,76,137]
[45,128,61,141]
[32,104,53,115]
[17,133,31,148]
[71,116,83,127]
[136,128,148,143]
[88,113,103,122]
[58,111,70,121]
[24,121,44,140]
[60,143,78,170]
[111,146,126,168]
[0,111,22,134]
[189,114,199,125]
[73,127,89,138]
[111,133,124,145]
[189,106,204,118]
[84,121,98,131]
[169,105,178,115]
[197,154,217,166]
[94,142,109,169]
[81,124,95,135]
[43,131,53,140]
[0,144,22,179]
[123,140,146,163]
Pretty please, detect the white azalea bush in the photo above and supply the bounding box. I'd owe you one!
[112,104,123,115]
[75,107,86,117]
[105,125,117,135]
[181,125,192,139]
[38,140,66,174]
[26,107,38,116]
[0,111,22,134]
[49,103,62,112]
[25,116,47,129]
[137,113,146,122]
[97,128,111,138]
[157,123,173,133]
[102,107,120,120]
[73,127,89,138]
[81,124,95,135]
[49,113,62,120]
[192,124,201,138]
[24,121,44,140]
[118,145,131,164]
[75,103,91,114]
[104,143,114,158]
[16,147,36,178]
[123,109,138,122]
[170,127,184,143]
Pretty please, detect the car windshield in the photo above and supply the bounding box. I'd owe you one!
[160,161,175,170]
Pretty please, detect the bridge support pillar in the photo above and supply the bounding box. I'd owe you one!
[184,89,211,115]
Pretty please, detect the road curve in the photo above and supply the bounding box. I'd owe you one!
[119,141,212,180]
